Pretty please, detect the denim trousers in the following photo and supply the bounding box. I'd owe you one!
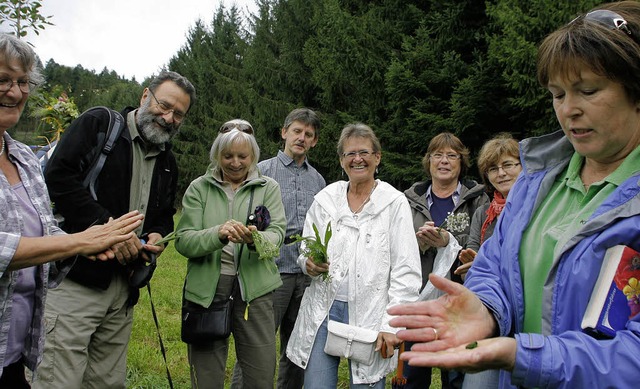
[304,300,385,389]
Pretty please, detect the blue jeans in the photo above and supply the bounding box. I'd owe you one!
[304,300,385,389]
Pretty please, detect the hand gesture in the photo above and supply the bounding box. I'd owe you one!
[78,211,144,262]
[416,221,449,250]
[219,219,256,244]
[455,248,478,279]
[388,273,497,353]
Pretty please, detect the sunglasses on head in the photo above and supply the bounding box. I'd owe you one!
[574,9,634,37]
[219,122,254,135]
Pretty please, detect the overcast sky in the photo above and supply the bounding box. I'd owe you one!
[2,0,257,81]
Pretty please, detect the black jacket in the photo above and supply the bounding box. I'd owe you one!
[45,106,177,291]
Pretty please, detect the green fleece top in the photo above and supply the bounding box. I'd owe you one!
[175,167,285,307]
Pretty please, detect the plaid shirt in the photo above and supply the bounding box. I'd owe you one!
[257,151,326,273]
[0,134,68,375]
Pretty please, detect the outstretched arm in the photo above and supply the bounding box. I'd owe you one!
[9,211,143,270]
[389,274,513,371]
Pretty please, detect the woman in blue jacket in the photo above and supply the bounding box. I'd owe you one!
[388,2,640,388]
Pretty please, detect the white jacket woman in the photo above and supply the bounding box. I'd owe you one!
[287,179,422,385]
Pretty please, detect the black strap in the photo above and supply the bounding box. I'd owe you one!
[82,107,125,200]
[236,186,256,265]
[146,283,174,389]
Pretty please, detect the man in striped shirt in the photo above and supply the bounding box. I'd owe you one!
[259,108,326,389]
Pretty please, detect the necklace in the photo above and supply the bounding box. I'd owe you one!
[0,137,5,158]
[350,181,377,214]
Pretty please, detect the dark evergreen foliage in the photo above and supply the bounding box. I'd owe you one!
[12,0,606,200]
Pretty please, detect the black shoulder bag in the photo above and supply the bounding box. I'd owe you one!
[181,187,255,344]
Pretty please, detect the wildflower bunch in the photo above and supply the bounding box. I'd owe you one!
[251,230,280,261]
[444,212,470,233]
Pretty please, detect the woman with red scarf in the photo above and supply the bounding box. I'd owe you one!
[454,133,521,389]
[456,134,522,279]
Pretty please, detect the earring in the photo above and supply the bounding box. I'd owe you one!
[341,170,345,178]
[375,167,379,174]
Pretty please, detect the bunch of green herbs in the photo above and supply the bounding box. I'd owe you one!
[289,222,332,281]
[251,230,280,261]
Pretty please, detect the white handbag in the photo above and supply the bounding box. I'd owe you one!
[324,320,378,365]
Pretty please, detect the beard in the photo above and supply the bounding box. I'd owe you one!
[136,102,180,145]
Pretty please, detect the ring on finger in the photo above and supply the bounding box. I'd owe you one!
[432,327,438,341]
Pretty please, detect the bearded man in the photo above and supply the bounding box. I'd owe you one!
[33,71,195,389]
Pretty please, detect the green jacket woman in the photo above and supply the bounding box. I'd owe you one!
[175,126,285,389]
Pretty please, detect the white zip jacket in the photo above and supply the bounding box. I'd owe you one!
[286,180,422,384]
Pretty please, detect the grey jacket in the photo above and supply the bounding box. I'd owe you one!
[404,179,489,287]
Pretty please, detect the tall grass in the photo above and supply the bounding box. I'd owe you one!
[126,216,442,388]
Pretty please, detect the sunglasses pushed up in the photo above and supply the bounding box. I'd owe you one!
[219,120,254,135]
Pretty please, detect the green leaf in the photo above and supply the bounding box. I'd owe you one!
[323,222,332,245]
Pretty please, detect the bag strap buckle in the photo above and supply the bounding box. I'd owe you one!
[344,330,356,357]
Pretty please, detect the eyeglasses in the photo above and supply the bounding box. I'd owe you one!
[148,88,186,122]
[429,152,461,161]
[575,9,634,37]
[219,122,254,135]
[0,78,38,93]
[487,162,521,176]
[342,149,375,159]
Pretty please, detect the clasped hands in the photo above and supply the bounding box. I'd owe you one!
[416,221,450,251]
[218,219,257,245]
[109,231,165,266]
[388,274,516,373]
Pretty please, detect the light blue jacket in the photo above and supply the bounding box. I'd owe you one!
[466,130,640,388]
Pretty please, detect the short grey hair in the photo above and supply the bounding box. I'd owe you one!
[209,129,260,171]
[0,33,44,86]
[336,123,381,157]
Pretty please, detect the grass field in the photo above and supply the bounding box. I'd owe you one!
[126,227,442,388]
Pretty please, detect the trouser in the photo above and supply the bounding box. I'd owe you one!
[188,274,276,389]
[0,358,30,389]
[32,275,133,389]
[231,272,309,389]
[403,354,464,389]
[461,370,500,389]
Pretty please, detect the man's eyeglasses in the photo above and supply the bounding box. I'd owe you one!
[219,121,254,135]
[342,149,375,159]
[429,152,461,161]
[487,162,521,176]
[0,78,38,94]
[148,88,186,122]
[576,9,633,37]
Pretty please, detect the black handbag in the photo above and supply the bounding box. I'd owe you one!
[180,291,234,344]
[181,187,257,344]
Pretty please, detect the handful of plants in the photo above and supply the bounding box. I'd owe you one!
[289,222,332,282]
[251,230,280,261]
